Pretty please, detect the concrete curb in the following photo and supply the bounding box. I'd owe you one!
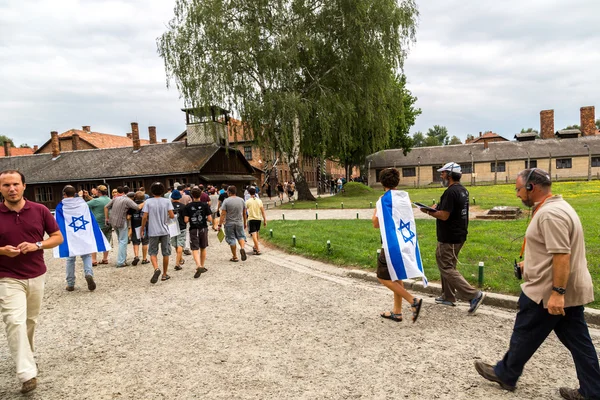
[346,269,600,326]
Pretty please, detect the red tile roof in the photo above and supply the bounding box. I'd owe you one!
[0,147,35,157]
[469,132,508,143]
[59,129,150,148]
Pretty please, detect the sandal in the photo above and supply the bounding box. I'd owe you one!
[411,298,423,323]
[230,257,239,262]
[92,262,98,266]
[161,275,171,281]
[99,260,109,264]
[174,265,183,271]
[253,250,262,255]
[380,311,403,322]
[141,259,150,264]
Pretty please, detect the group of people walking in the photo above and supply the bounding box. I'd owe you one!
[0,165,598,398]
[373,163,599,400]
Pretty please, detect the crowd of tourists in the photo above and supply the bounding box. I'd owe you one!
[1,165,599,399]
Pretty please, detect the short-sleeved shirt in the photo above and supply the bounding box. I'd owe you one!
[128,200,145,229]
[522,196,594,307]
[209,194,219,213]
[246,196,264,221]
[87,195,110,229]
[172,201,187,230]
[220,196,245,226]
[142,197,174,237]
[0,201,60,279]
[185,201,212,229]
[436,183,469,244]
[218,192,228,206]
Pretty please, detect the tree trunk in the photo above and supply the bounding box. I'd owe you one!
[287,117,316,201]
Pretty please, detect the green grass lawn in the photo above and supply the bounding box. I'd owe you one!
[265,180,600,308]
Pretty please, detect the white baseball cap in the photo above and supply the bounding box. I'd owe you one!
[437,162,461,174]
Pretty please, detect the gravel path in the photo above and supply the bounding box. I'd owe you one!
[0,230,597,399]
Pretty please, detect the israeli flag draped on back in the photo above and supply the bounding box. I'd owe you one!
[376,190,428,286]
[53,197,111,258]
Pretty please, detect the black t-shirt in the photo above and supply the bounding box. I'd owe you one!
[128,200,144,228]
[436,183,469,244]
[218,192,228,204]
[172,202,187,230]
[185,201,212,229]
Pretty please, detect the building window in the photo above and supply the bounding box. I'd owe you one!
[491,162,506,172]
[244,146,252,160]
[35,187,53,203]
[462,164,474,174]
[123,181,143,192]
[375,169,383,182]
[402,167,416,177]
[592,157,600,167]
[525,160,537,169]
[556,158,572,169]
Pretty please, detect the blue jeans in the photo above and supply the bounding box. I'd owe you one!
[114,224,129,266]
[65,254,93,287]
[495,293,600,398]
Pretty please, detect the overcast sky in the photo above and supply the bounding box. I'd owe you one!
[1,0,599,148]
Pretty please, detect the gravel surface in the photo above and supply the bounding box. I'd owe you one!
[0,230,598,399]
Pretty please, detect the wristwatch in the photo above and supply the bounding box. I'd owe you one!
[552,286,566,295]
[35,241,43,250]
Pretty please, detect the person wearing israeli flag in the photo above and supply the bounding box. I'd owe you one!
[54,185,111,292]
[417,162,485,314]
[372,168,423,323]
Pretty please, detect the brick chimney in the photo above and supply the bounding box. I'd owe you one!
[580,106,595,136]
[540,109,554,139]
[3,141,11,157]
[72,133,80,150]
[148,126,157,144]
[33,145,38,152]
[51,131,60,158]
[82,126,91,132]
[161,139,168,143]
[131,122,140,151]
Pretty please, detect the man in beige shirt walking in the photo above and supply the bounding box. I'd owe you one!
[474,168,600,400]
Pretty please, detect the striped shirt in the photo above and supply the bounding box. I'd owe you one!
[106,196,139,228]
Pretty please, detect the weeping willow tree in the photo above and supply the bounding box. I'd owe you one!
[158,0,419,200]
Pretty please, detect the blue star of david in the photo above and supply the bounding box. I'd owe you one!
[68,215,89,232]
[398,219,415,245]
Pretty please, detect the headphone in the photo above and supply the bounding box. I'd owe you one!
[524,168,538,191]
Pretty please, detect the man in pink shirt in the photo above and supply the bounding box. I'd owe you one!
[0,170,63,393]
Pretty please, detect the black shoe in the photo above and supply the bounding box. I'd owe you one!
[131,257,140,266]
[150,269,161,284]
[141,259,150,264]
[183,249,192,256]
[559,387,587,400]
[474,361,515,392]
[240,249,247,261]
[174,265,183,271]
[85,275,96,291]
[198,267,208,273]
[194,268,202,279]
[468,291,486,314]
[66,286,74,292]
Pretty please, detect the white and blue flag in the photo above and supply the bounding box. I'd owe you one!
[53,197,111,258]
[376,190,428,286]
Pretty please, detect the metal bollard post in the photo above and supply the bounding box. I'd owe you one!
[341,202,344,209]
[478,262,484,287]
[356,212,359,219]
[316,213,318,220]
[269,229,273,238]
[292,202,295,209]
[370,201,372,209]
[282,213,285,221]
[292,235,296,247]
[315,203,318,209]
[327,240,331,253]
